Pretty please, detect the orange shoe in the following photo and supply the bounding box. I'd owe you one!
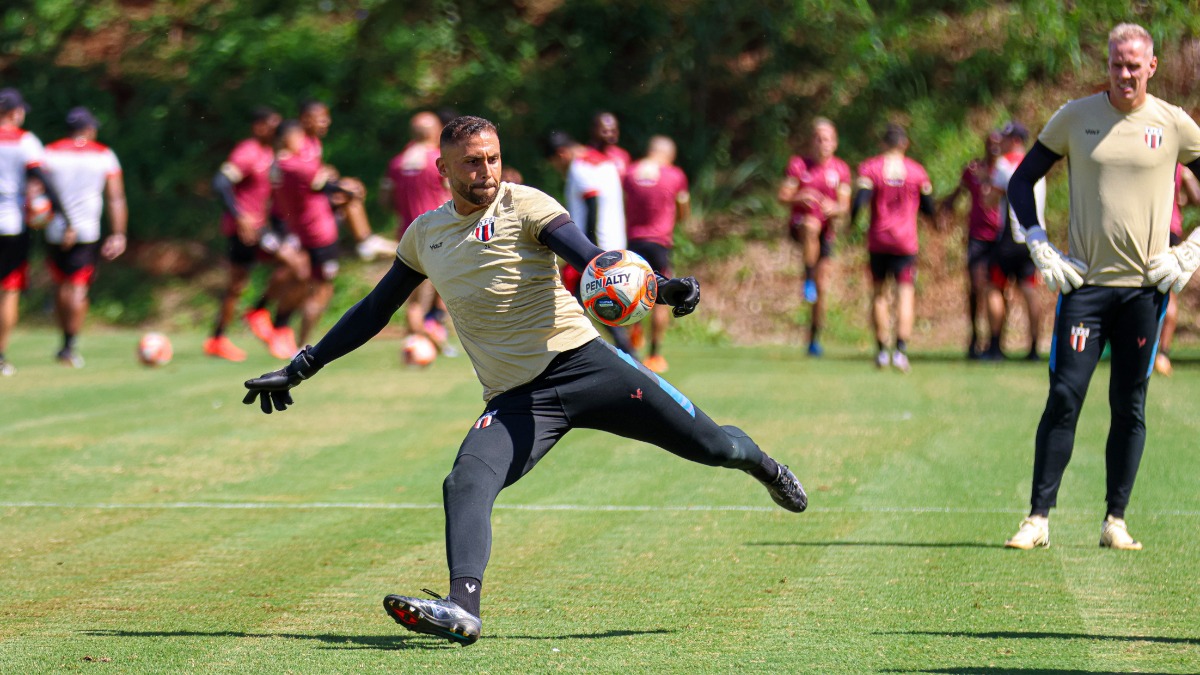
[629,323,645,352]
[203,335,247,362]
[268,326,298,360]
[643,354,669,373]
[244,308,275,344]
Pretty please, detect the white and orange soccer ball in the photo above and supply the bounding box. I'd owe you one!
[580,250,657,327]
[402,334,437,367]
[25,192,52,229]
[137,332,173,367]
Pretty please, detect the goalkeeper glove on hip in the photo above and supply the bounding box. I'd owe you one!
[1025,226,1086,294]
[1147,230,1200,294]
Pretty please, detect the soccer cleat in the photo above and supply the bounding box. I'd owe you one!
[643,354,669,373]
[875,350,890,369]
[56,348,85,369]
[892,351,911,374]
[0,358,15,376]
[749,463,808,513]
[1004,516,1049,549]
[1099,515,1143,550]
[268,326,299,360]
[383,590,481,645]
[203,335,247,362]
[244,308,275,344]
[807,341,824,358]
[803,279,819,304]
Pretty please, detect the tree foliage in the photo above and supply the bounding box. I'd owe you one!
[2,0,1199,239]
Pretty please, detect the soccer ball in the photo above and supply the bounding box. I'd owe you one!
[580,250,657,327]
[402,334,437,367]
[137,332,173,367]
[25,193,52,229]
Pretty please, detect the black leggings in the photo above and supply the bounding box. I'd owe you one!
[442,338,764,581]
[1031,286,1168,516]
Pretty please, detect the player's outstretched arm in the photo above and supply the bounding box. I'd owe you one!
[242,259,425,413]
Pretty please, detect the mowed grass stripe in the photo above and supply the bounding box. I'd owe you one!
[4,331,1200,673]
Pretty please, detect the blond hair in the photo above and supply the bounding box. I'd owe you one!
[1109,23,1154,58]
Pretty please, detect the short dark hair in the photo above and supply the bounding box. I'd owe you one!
[543,130,574,157]
[882,123,908,149]
[251,106,279,124]
[275,118,304,148]
[298,99,326,116]
[440,115,497,148]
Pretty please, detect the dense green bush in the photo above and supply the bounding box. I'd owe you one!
[3,0,1199,243]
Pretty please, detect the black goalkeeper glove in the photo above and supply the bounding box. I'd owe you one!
[656,275,701,318]
[243,346,322,414]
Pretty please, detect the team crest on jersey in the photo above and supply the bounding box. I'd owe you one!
[1145,126,1164,149]
[1069,323,1090,352]
[474,410,497,430]
[474,217,496,243]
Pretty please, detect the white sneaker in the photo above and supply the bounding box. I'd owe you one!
[892,351,911,374]
[1099,515,1142,550]
[1004,516,1049,549]
[875,351,890,369]
[0,358,14,376]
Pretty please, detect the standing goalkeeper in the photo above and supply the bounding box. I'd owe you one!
[242,116,808,645]
[1003,23,1200,551]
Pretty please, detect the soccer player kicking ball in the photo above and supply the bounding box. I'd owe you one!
[1003,23,1200,552]
[243,116,808,645]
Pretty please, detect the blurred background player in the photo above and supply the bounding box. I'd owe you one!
[985,121,1046,361]
[298,99,393,260]
[40,107,128,368]
[777,117,851,356]
[851,123,936,373]
[380,111,456,357]
[623,135,690,372]
[0,87,69,376]
[588,111,631,177]
[545,129,637,357]
[1155,163,1200,375]
[939,129,1002,359]
[269,119,344,357]
[207,106,302,362]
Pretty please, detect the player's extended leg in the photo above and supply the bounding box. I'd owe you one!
[54,281,88,367]
[1102,289,1167,523]
[385,383,571,644]
[564,340,806,512]
[1030,288,1107,516]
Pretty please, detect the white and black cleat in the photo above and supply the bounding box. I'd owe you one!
[751,464,808,513]
[384,590,481,645]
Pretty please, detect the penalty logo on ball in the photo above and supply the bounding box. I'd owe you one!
[580,250,657,327]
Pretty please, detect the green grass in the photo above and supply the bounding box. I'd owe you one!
[3,329,1200,674]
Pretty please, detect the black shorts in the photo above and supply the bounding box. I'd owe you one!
[0,230,31,283]
[990,249,1037,286]
[627,239,672,277]
[307,243,340,281]
[47,241,100,285]
[228,235,260,266]
[967,237,994,270]
[787,221,835,260]
[868,252,916,284]
[229,216,291,266]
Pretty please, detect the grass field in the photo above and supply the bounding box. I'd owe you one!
[3,329,1200,674]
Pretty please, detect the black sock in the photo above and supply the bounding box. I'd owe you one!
[876,339,885,353]
[254,295,269,311]
[63,333,77,352]
[803,265,814,281]
[1107,506,1125,520]
[1030,508,1050,519]
[748,453,780,483]
[273,311,293,329]
[213,325,225,339]
[448,577,482,617]
[895,339,907,354]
